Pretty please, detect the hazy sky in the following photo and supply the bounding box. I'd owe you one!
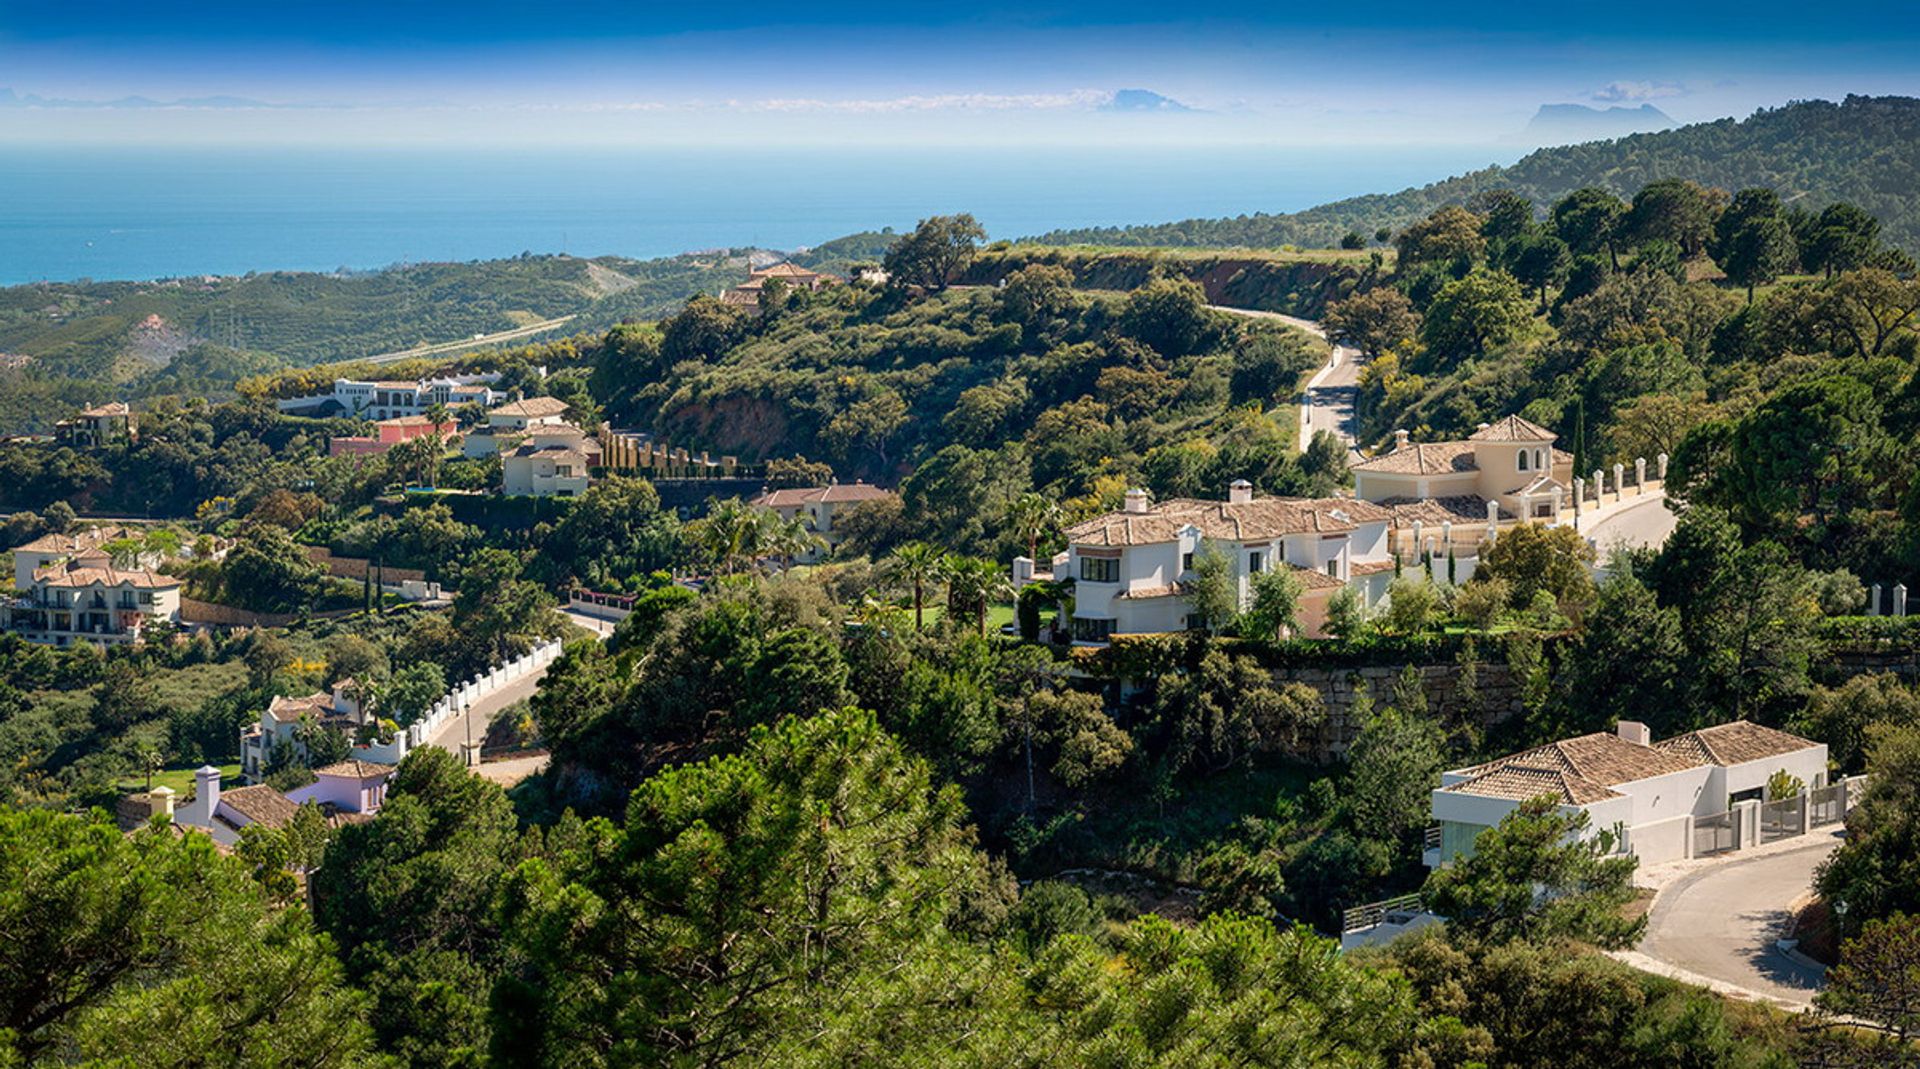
[3,0,1916,147]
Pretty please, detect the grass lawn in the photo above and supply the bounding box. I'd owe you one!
[914,601,1019,633]
[119,762,242,796]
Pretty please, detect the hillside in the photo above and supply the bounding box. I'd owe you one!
[0,251,756,432]
[1031,94,1920,252]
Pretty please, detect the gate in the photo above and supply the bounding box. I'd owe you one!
[1693,810,1738,857]
[1759,797,1805,844]
[1809,783,1847,828]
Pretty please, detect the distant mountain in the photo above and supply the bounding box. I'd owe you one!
[1102,89,1194,113]
[1521,102,1673,143]
[1029,94,1920,253]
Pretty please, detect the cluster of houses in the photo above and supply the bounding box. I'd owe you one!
[1021,414,1661,642]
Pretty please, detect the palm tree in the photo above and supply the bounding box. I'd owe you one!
[889,542,944,630]
[942,554,1014,636]
[770,514,825,569]
[1005,492,1062,565]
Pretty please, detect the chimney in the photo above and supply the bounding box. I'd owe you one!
[1476,422,1490,433]
[1616,721,1651,747]
[1393,429,1410,451]
[1227,479,1254,505]
[194,764,221,816]
[149,785,176,819]
[1123,488,1151,514]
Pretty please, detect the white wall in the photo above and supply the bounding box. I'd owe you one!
[1621,766,1713,827]
[1722,745,1830,804]
[1631,813,1693,866]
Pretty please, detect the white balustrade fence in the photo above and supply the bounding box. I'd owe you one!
[392,639,567,756]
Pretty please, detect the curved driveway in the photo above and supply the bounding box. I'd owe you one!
[1633,829,1843,1010]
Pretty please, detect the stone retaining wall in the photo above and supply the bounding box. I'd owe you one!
[1278,661,1525,758]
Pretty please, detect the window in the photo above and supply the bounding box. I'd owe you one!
[1181,552,1194,573]
[1184,613,1206,631]
[1247,551,1263,574]
[1071,616,1116,642]
[1517,449,1529,472]
[1326,560,1340,577]
[1079,556,1119,583]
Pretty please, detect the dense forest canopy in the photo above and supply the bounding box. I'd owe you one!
[1033,95,1920,254]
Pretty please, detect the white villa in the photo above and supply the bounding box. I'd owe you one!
[462,396,572,458]
[1034,481,1401,642]
[1429,720,1830,870]
[240,679,371,782]
[748,482,896,563]
[501,422,602,497]
[275,374,506,421]
[2,529,182,646]
[170,762,393,848]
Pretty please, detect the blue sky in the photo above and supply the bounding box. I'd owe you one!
[2,0,1916,146]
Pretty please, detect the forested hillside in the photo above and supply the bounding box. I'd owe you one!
[1033,95,1920,252]
[0,251,748,432]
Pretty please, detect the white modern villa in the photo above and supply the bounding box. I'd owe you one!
[1429,720,1831,870]
[274,374,506,420]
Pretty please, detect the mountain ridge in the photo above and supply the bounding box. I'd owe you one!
[1029,94,1920,251]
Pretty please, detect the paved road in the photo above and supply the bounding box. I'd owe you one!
[424,611,614,781]
[1637,830,1843,1009]
[1210,306,1365,457]
[1580,493,1678,555]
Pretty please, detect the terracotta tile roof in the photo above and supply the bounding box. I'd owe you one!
[1458,731,1703,788]
[376,415,454,429]
[267,692,334,724]
[1351,559,1397,576]
[1116,582,1189,600]
[1350,440,1480,475]
[1065,496,1394,548]
[34,564,181,590]
[753,484,895,508]
[217,785,300,829]
[1656,721,1820,766]
[313,759,395,781]
[1292,566,1347,590]
[1444,764,1623,805]
[752,262,824,279]
[490,397,570,419]
[77,402,132,417]
[12,525,132,555]
[1469,415,1558,442]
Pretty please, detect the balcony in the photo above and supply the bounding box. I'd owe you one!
[1421,824,1443,868]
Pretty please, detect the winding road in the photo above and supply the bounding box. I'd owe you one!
[1210,306,1365,459]
[423,607,617,782]
[1626,828,1844,1010]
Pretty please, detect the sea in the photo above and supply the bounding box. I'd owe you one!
[0,144,1518,286]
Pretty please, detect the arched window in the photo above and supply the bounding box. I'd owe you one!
[1517,449,1529,472]
[1535,448,1546,470]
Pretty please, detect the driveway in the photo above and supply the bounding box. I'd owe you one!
[1580,493,1677,555]
[1629,828,1843,1010]
[1209,306,1365,458]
